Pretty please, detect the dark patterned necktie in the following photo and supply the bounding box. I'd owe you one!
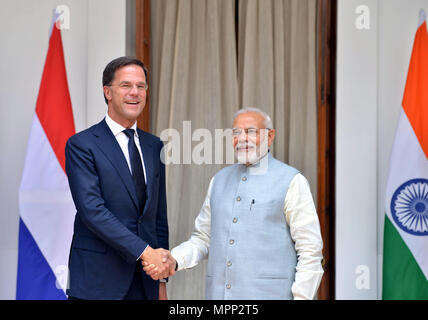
[123,129,146,212]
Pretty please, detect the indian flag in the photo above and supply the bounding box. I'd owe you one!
[383,10,428,300]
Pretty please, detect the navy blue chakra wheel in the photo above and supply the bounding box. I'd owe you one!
[390,178,428,236]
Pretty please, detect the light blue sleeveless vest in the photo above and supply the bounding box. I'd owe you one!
[207,153,299,300]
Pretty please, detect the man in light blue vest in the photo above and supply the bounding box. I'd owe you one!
[145,108,324,299]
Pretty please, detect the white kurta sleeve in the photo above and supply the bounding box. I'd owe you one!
[171,177,214,271]
[284,173,324,300]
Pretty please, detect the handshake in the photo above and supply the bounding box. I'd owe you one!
[139,246,177,280]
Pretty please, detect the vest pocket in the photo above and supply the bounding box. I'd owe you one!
[253,277,293,299]
[251,200,282,209]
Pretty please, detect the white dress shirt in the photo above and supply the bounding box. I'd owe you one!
[171,172,324,300]
[105,114,147,183]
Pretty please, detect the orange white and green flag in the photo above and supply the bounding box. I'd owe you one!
[383,9,428,300]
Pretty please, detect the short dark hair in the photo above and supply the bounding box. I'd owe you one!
[102,56,148,104]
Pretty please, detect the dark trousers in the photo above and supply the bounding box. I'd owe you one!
[123,262,148,300]
[68,263,148,300]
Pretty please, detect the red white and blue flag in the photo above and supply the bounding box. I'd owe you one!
[17,15,75,299]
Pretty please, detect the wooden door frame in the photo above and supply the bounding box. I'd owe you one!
[317,0,337,300]
[136,0,151,132]
[135,0,337,300]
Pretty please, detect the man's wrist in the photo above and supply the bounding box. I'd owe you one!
[171,252,183,271]
[138,245,150,261]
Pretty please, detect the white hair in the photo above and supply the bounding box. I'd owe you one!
[233,107,273,129]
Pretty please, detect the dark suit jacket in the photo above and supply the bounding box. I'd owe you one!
[64,119,168,300]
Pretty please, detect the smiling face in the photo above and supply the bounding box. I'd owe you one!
[103,64,147,128]
[232,111,275,166]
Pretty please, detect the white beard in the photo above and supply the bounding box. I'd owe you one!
[234,137,269,165]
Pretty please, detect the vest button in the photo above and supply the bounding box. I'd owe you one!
[233,218,238,223]
[242,176,247,181]
[236,196,241,202]
[229,239,235,245]
[226,284,231,289]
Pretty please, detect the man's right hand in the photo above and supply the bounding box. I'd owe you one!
[140,248,176,280]
[139,246,171,280]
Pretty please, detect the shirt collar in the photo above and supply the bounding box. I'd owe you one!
[105,113,139,138]
[241,150,272,175]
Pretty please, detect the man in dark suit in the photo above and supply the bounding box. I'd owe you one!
[65,57,174,300]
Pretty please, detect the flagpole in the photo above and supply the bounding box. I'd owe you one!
[48,8,61,37]
[418,9,426,28]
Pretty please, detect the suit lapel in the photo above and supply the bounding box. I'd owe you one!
[138,130,154,216]
[93,120,139,211]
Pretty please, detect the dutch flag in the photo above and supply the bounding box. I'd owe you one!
[17,13,76,300]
